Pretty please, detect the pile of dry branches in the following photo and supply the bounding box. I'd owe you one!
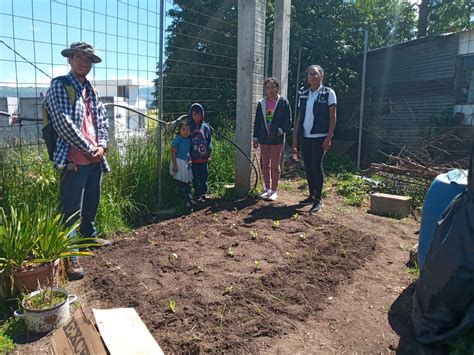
[370,152,457,182]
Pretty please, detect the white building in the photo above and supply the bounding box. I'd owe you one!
[93,79,149,142]
[0,78,151,147]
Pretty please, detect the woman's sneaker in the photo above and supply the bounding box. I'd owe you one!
[266,191,278,201]
[299,196,315,205]
[260,189,271,198]
[310,200,324,213]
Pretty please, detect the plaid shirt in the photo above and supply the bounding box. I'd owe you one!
[44,71,110,172]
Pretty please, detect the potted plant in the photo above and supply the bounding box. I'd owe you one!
[14,286,78,333]
[0,206,37,292]
[0,206,96,293]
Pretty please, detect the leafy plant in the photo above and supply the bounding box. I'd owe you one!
[0,314,24,353]
[33,210,96,263]
[279,181,294,191]
[168,299,176,313]
[0,333,15,353]
[254,261,261,271]
[24,288,67,310]
[224,286,233,295]
[250,231,258,240]
[226,247,235,257]
[272,220,281,229]
[0,206,36,271]
[334,173,371,206]
[0,318,20,354]
[324,153,358,175]
[404,261,420,279]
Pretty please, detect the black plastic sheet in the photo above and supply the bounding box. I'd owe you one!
[412,187,474,344]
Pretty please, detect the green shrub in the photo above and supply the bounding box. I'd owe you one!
[1,128,235,235]
[325,152,358,176]
[334,173,372,206]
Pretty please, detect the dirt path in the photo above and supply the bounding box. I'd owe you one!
[16,181,422,354]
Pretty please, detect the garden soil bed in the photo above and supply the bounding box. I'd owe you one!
[16,183,422,353]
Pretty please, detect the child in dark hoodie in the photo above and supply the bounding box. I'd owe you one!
[188,103,212,201]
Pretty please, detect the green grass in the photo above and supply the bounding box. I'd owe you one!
[404,262,420,279]
[279,181,294,192]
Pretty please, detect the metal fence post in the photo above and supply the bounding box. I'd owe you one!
[157,0,165,207]
[357,29,368,170]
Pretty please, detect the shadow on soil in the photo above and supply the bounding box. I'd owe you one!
[388,282,450,354]
[243,203,304,224]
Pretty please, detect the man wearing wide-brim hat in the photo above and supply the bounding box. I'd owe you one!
[44,41,111,281]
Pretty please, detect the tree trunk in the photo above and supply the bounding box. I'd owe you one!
[417,0,430,38]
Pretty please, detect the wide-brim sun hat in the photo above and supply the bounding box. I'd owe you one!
[61,41,102,63]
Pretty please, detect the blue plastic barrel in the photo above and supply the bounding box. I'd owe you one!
[418,169,468,269]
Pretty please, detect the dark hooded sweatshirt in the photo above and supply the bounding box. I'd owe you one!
[188,103,212,163]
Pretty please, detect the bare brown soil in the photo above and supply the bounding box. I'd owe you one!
[16,181,422,354]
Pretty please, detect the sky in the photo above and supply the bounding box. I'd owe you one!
[0,0,173,87]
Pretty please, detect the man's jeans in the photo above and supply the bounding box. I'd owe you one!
[192,162,208,198]
[59,162,102,239]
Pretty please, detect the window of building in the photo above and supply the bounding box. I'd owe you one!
[117,85,129,98]
[456,55,474,104]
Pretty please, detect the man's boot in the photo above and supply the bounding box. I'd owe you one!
[65,258,85,280]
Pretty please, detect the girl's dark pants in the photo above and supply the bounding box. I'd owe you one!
[192,162,208,198]
[302,137,326,201]
[176,180,191,202]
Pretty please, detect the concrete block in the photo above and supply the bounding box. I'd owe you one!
[370,192,411,218]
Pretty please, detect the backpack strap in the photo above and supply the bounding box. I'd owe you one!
[56,76,77,106]
[42,76,77,127]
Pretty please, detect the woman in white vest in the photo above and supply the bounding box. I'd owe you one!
[292,65,337,213]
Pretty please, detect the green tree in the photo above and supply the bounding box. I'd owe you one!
[154,0,238,126]
[417,0,471,38]
[287,0,416,113]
